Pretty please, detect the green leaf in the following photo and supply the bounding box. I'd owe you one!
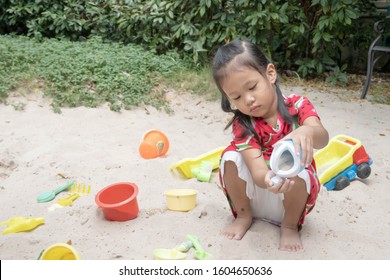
[200,6,205,17]
[322,55,336,65]
[307,59,316,69]
[281,2,289,12]
[270,13,279,20]
[322,33,332,42]
[312,0,321,6]
[338,10,344,22]
[299,24,305,34]
[346,9,358,19]
[251,17,258,25]
[313,32,322,44]
[316,62,324,74]
[211,32,221,43]
[244,15,253,23]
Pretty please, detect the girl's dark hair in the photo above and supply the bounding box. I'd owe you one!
[212,40,296,145]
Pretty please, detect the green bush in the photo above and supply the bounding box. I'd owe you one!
[0,0,116,40]
[112,0,381,81]
[0,0,382,80]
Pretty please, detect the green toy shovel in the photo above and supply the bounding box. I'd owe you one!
[187,234,212,260]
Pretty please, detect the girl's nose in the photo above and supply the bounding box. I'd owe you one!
[245,93,255,106]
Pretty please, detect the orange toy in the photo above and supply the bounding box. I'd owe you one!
[139,129,169,159]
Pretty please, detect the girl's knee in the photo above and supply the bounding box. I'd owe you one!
[292,176,306,189]
[223,160,238,182]
[223,160,245,188]
[224,160,238,173]
[285,177,309,200]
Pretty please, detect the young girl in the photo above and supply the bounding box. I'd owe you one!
[212,40,329,252]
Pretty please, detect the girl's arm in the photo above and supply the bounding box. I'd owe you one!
[239,116,328,192]
[285,116,329,167]
[240,148,294,193]
[240,148,270,189]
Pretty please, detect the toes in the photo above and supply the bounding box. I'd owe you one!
[233,233,242,240]
[279,243,303,252]
[220,231,234,240]
[226,233,234,240]
[220,230,244,240]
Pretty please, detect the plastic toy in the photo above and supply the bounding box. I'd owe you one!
[170,147,225,179]
[164,189,197,212]
[1,216,45,235]
[314,134,373,190]
[95,182,139,221]
[139,129,169,159]
[173,240,193,252]
[153,240,192,260]
[57,193,80,207]
[269,139,304,185]
[39,242,80,260]
[187,234,212,260]
[191,161,213,182]
[153,248,187,260]
[37,181,74,203]
[153,236,212,260]
[68,183,91,195]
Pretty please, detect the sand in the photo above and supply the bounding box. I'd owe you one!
[0,86,389,260]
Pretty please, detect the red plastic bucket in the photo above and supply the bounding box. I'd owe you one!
[95,182,139,221]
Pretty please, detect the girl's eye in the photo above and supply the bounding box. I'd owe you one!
[249,83,257,91]
[233,96,241,100]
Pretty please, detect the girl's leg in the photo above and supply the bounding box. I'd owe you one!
[280,177,308,252]
[221,160,253,240]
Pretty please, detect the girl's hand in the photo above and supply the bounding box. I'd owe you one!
[292,127,313,167]
[282,126,314,167]
[265,171,294,194]
[280,116,329,167]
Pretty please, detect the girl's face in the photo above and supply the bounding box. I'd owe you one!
[220,64,278,119]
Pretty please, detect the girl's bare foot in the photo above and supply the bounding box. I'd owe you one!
[279,226,303,252]
[220,216,253,240]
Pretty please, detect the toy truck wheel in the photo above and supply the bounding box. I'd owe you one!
[334,176,350,191]
[357,163,371,179]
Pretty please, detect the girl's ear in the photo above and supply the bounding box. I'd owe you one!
[266,63,277,84]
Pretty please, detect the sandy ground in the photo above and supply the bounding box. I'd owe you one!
[0,86,389,260]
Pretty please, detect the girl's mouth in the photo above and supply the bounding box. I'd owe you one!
[250,105,261,112]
